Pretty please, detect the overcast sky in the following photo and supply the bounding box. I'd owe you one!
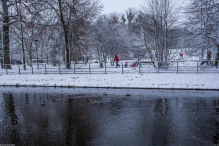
[99,0,143,14]
[99,0,189,14]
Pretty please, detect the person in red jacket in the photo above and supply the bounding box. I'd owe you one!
[115,54,120,67]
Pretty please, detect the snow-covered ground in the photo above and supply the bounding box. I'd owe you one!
[0,73,218,90]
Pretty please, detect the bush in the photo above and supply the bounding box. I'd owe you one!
[11,59,22,64]
[215,56,219,68]
[99,62,103,68]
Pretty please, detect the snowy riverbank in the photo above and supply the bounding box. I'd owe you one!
[0,73,218,90]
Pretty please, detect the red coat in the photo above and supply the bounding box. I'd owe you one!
[115,54,119,62]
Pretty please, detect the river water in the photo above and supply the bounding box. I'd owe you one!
[0,87,218,146]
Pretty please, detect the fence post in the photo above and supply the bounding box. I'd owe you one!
[6,66,8,74]
[218,60,219,73]
[32,64,33,74]
[45,64,47,74]
[176,61,178,74]
[89,63,91,74]
[122,62,123,74]
[157,62,159,74]
[74,63,75,74]
[59,64,61,75]
[197,61,198,74]
[139,62,141,74]
[18,65,20,75]
[37,59,39,70]
[105,62,107,74]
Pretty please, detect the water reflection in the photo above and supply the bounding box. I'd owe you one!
[6,93,20,144]
[0,87,218,146]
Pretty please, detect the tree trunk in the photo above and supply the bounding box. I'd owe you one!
[215,45,219,67]
[64,30,70,68]
[21,27,26,70]
[1,0,11,69]
[29,55,32,67]
[58,0,70,69]
[15,0,26,70]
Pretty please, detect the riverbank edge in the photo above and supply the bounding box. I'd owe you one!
[0,84,218,91]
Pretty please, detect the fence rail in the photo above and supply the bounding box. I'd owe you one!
[1,60,219,75]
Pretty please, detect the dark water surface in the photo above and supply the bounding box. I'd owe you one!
[0,87,219,146]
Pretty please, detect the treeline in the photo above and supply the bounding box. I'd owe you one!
[0,0,219,69]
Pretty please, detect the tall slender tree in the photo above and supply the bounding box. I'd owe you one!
[139,0,180,68]
[1,0,12,69]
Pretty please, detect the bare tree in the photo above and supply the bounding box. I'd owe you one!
[93,13,128,66]
[41,0,102,68]
[186,0,219,65]
[139,0,180,68]
[0,0,102,71]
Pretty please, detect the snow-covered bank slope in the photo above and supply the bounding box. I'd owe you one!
[0,74,218,90]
